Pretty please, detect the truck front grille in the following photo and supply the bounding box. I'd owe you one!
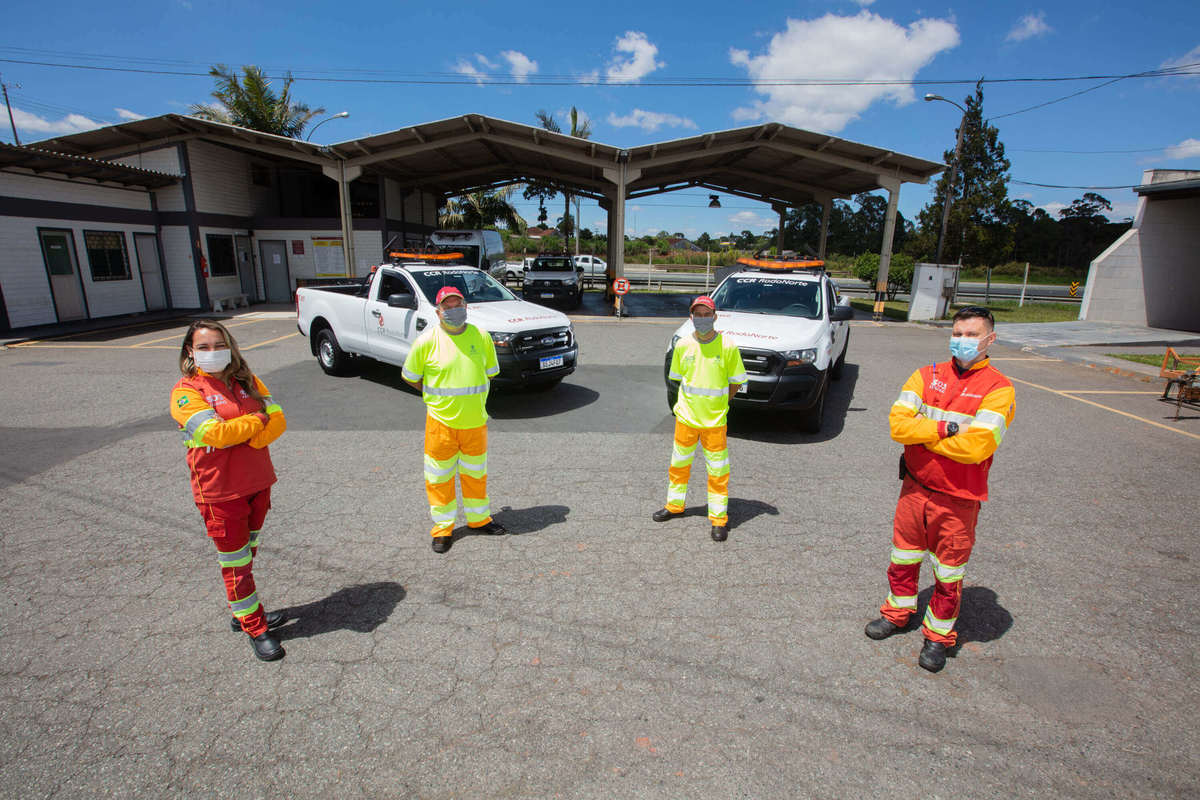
[513,326,571,355]
[738,348,778,375]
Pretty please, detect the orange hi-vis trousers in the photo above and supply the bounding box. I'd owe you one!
[880,476,979,646]
[666,419,730,526]
[199,488,272,637]
[424,415,491,537]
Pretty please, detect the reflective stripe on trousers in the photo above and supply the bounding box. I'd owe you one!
[424,415,491,536]
[665,419,730,525]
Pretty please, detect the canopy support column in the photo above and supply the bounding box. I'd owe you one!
[873,178,901,322]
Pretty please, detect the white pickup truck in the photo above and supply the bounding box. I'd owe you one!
[296,257,578,389]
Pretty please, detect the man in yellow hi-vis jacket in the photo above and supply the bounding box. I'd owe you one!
[402,286,506,553]
[654,296,748,541]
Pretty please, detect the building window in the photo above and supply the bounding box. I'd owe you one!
[206,234,237,277]
[83,231,131,281]
[250,163,272,187]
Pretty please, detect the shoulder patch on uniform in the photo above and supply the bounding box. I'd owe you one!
[176,396,189,407]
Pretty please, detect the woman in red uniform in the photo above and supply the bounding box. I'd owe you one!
[170,320,288,661]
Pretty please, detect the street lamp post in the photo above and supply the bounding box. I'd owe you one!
[305,111,350,142]
[924,94,967,268]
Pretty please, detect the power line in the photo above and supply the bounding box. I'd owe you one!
[0,55,1196,87]
[1010,146,1167,154]
[1010,179,1138,190]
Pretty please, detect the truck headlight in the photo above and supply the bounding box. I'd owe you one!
[491,331,516,349]
[780,348,817,370]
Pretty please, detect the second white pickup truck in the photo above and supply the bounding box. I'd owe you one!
[296,256,578,389]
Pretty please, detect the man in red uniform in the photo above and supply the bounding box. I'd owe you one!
[864,306,1015,672]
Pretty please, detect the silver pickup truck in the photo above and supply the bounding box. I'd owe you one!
[296,257,578,389]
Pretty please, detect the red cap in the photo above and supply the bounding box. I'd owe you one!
[690,295,715,311]
[435,286,465,304]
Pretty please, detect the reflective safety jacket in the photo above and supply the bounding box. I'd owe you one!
[170,372,285,504]
[889,358,1015,502]
[402,323,499,430]
[669,333,748,429]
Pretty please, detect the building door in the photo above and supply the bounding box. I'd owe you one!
[234,234,256,300]
[259,240,292,303]
[134,233,167,311]
[38,229,87,321]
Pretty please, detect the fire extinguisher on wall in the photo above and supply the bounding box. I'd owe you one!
[199,254,209,278]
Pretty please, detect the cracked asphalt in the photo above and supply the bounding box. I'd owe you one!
[0,311,1197,798]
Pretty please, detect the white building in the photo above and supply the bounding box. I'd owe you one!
[1080,169,1200,333]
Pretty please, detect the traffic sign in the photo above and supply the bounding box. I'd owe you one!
[613,278,630,295]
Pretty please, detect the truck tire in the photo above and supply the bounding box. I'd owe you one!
[798,382,826,433]
[571,288,583,309]
[830,331,849,380]
[316,328,352,376]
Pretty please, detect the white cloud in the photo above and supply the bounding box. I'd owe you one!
[579,69,600,86]
[115,108,146,121]
[606,31,664,83]
[500,50,538,82]
[728,210,774,230]
[1006,12,1052,43]
[1038,201,1068,217]
[12,108,102,135]
[728,11,959,133]
[1163,138,1200,160]
[606,108,697,132]
[453,59,487,86]
[475,53,496,69]
[852,0,876,5]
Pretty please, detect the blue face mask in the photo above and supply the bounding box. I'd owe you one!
[949,336,982,362]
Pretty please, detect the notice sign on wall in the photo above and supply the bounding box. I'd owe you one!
[312,237,345,277]
[291,239,305,255]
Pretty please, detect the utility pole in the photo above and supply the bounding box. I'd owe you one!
[1,76,21,145]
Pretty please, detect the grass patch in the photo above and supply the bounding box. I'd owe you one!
[848,298,908,320]
[1107,352,1198,367]
[958,267,1085,285]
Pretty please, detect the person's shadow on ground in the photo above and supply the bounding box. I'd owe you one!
[915,584,1013,659]
[277,581,405,641]
[673,497,780,529]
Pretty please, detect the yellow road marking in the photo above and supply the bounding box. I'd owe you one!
[1008,375,1200,441]
[241,332,299,350]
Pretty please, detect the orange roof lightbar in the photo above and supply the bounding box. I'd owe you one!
[387,251,465,261]
[736,256,825,270]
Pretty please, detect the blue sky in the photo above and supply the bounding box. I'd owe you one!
[2,0,1198,240]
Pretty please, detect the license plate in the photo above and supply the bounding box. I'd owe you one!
[539,355,564,369]
[737,383,748,394]
[540,292,555,298]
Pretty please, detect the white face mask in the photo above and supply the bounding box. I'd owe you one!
[193,348,232,373]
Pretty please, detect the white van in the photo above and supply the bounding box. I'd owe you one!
[430,230,506,280]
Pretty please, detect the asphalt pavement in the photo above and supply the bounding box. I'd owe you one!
[0,310,1196,798]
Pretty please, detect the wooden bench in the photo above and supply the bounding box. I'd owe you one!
[1159,347,1200,420]
[211,293,249,313]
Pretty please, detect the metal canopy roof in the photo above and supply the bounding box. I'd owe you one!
[32,113,943,207]
[0,142,181,189]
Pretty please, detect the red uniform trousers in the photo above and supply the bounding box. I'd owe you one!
[880,477,979,646]
[199,488,272,637]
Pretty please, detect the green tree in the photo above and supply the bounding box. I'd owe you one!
[916,81,1012,267]
[190,65,323,138]
[530,107,592,250]
[439,186,527,232]
[854,252,914,300]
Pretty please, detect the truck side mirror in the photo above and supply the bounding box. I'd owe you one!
[387,293,416,309]
[830,305,853,321]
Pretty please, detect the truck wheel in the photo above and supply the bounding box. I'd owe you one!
[798,383,826,433]
[316,328,351,376]
[571,288,583,309]
[831,332,849,380]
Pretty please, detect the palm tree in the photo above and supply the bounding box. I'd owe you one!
[534,107,591,250]
[439,186,527,232]
[190,65,324,139]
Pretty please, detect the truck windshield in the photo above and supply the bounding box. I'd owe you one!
[711,277,824,319]
[533,257,573,272]
[433,244,480,268]
[411,269,517,304]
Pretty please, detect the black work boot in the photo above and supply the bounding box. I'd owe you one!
[710,525,728,542]
[864,617,905,640]
[250,632,285,662]
[474,520,507,535]
[231,609,288,633]
[431,535,453,554]
[652,508,682,522]
[918,639,947,672]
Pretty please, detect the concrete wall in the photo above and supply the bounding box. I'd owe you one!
[1080,228,1146,325]
[187,140,275,216]
[1139,194,1200,332]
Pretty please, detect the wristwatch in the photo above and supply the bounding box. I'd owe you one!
[946,422,959,436]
